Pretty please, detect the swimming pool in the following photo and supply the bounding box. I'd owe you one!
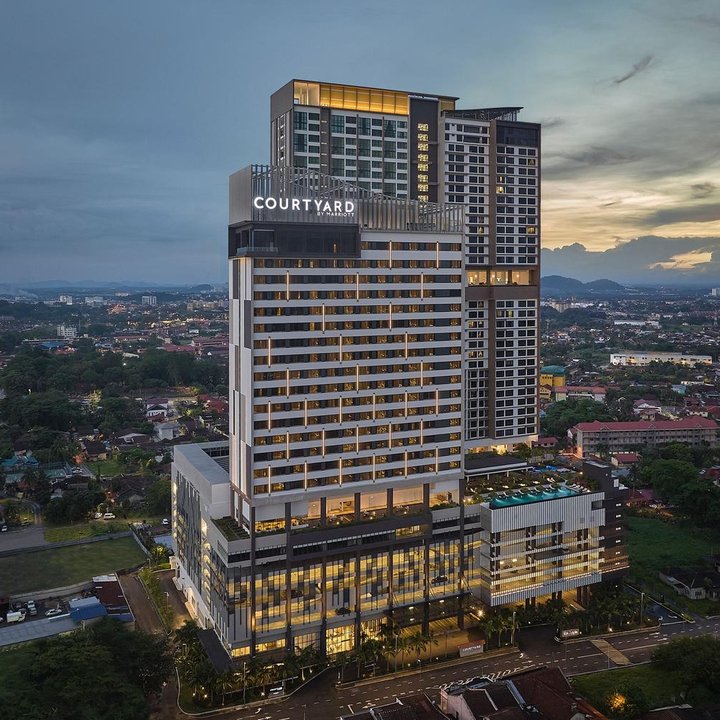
[489,485,579,509]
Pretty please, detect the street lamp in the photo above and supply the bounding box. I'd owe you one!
[238,661,248,705]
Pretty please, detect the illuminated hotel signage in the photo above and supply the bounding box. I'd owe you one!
[416,122,430,202]
[409,97,439,203]
[253,196,355,218]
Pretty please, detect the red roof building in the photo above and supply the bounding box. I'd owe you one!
[570,417,718,458]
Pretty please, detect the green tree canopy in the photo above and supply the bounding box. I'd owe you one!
[0,617,172,720]
[652,635,720,700]
[541,398,614,438]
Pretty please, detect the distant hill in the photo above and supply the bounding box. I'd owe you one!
[541,275,625,296]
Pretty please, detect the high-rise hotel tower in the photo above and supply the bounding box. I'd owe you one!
[271,81,540,445]
[172,80,627,662]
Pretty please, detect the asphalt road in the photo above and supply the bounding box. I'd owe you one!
[217,617,720,720]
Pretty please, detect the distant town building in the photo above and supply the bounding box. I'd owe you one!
[613,319,660,328]
[141,295,157,306]
[539,365,566,402]
[58,294,73,305]
[56,324,77,339]
[711,288,720,297]
[610,351,712,367]
[84,295,105,307]
[554,386,606,403]
[570,417,719,457]
[543,300,594,312]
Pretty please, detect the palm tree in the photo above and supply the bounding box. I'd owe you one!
[216,670,239,706]
[407,631,427,663]
[396,635,412,669]
[493,609,514,647]
[379,622,399,672]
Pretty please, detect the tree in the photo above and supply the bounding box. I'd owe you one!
[541,398,614,438]
[606,683,650,720]
[0,618,171,720]
[24,468,51,506]
[514,443,533,462]
[652,635,720,700]
[145,477,171,515]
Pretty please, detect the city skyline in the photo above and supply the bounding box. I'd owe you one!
[1,0,719,283]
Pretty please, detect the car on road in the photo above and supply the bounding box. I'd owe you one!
[45,607,63,617]
[0,525,7,532]
[161,518,170,526]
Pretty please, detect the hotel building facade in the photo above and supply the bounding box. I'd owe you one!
[172,81,627,662]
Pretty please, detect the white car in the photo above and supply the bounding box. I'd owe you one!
[45,607,63,617]
[161,518,170,526]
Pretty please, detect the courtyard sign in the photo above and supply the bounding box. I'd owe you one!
[253,196,355,218]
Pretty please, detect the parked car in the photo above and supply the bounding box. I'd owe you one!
[0,525,7,532]
[103,512,116,519]
[45,607,63,617]
[161,518,170,526]
[26,600,37,616]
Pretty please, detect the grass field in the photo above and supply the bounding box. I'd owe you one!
[0,536,146,594]
[625,516,720,615]
[572,665,717,711]
[626,516,720,580]
[86,458,124,477]
[43,520,129,543]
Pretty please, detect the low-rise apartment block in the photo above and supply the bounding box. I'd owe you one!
[570,417,719,457]
[610,351,712,367]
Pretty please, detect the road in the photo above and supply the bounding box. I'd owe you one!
[212,617,720,720]
[118,572,182,720]
[0,501,45,552]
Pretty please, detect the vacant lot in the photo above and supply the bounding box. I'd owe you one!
[86,458,123,477]
[0,536,146,594]
[43,520,129,543]
[572,664,717,710]
[626,516,720,582]
[626,516,720,614]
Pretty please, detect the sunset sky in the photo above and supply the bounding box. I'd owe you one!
[1,0,718,283]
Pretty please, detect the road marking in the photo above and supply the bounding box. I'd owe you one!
[347,706,354,714]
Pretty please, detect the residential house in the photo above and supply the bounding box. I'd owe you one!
[156,420,181,442]
[441,667,607,720]
[659,567,720,600]
[341,694,449,720]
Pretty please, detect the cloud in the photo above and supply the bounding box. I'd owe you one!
[612,54,654,85]
[651,249,714,270]
[540,118,565,130]
[691,182,716,199]
[541,236,720,284]
[643,204,720,227]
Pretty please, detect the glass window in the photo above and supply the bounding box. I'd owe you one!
[293,133,307,153]
[331,114,345,134]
